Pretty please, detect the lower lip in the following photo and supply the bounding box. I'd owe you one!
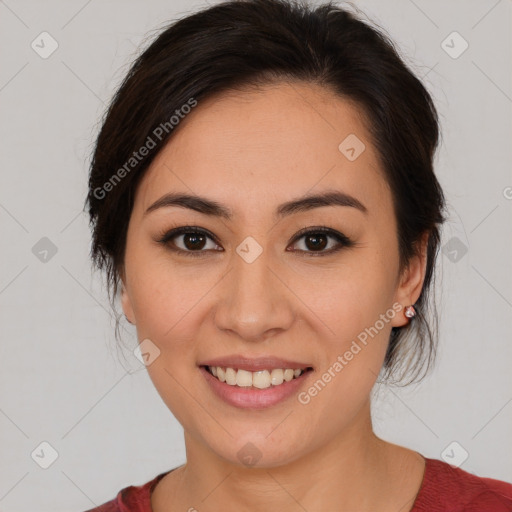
[199,366,313,410]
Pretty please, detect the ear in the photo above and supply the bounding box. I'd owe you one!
[390,232,429,328]
[120,269,136,325]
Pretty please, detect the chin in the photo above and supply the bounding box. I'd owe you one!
[200,428,308,470]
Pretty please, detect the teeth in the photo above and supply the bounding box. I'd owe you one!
[283,369,294,382]
[207,366,308,389]
[270,369,284,386]
[225,367,237,385]
[236,369,253,387]
[253,370,270,389]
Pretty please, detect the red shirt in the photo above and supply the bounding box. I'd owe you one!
[85,457,512,511]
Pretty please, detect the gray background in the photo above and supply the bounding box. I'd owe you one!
[0,0,511,510]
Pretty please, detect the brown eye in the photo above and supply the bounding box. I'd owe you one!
[288,227,354,256]
[303,233,328,251]
[157,225,354,258]
[180,232,208,251]
[157,226,222,257]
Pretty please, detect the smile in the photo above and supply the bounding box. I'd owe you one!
[204,365,313,389]
[199,364,314,409]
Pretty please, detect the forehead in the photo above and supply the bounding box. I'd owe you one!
[136,81,390,220]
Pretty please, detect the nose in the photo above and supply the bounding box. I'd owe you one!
[213,246,295,343]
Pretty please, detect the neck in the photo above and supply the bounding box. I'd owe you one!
[160,403,422,512]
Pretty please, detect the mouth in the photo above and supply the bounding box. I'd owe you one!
[198,356,315,409]
[201,365,314,389]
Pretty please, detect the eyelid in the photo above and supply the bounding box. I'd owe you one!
[290,225,353,245]
[156,224,354,256]
[156,225,222,257]
[287,226,354,256]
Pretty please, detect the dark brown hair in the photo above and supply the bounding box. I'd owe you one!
[85,0,446,384]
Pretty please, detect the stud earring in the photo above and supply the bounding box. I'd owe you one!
[404,305,416,318]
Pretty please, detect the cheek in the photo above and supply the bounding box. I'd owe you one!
[125,239,210,341]
[304,286,393,423]
[306,244,398,388]
[127,264,207,426]
[298,247,397,342]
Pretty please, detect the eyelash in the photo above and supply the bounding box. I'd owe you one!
[156,225,355,258]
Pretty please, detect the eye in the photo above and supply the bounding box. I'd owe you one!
[156,226,222,258]
[288,226,354,256]
[156,225,354,257]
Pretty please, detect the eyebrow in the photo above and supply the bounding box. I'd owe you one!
[144,189,368,220]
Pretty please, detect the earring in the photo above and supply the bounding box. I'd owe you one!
[404,305,416,318]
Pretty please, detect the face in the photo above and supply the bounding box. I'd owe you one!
[120,81,426,468]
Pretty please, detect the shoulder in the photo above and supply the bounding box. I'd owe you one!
[413,457,512,512]
[82,469,173,512]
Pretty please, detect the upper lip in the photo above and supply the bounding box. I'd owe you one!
[199,355,314,372]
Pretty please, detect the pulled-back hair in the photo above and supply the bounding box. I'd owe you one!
[85,0,446,384]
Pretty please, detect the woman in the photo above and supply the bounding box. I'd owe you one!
[84,0,512,510]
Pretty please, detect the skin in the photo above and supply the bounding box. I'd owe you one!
[120,80,429,511]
